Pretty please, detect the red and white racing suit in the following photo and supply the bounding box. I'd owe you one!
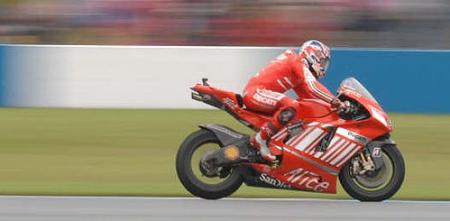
[243,49,336,159]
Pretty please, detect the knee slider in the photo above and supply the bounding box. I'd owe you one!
[277,107,296,125]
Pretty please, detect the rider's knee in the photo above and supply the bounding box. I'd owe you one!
[277,107,296,125]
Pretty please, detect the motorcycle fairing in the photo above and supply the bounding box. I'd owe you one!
[248,122,369,194]
[192,84,270,130]
[240,167,295,190]
[250,148,338,193]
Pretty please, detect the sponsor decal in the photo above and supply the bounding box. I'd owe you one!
[335,128,368,145]
[283,168,330,192]
[259,173,292,189]
[372,147,382,158]
[223,145,240,161]
[203,94,212,101]
[207,124,243,139]
[222,98,238,111]
[346,130,369,144]
[252,92,277,106]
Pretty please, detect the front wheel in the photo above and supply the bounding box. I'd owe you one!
[339,144,405,201]
[176,129,243,199]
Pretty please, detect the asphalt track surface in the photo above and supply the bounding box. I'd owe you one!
[0,196,449,221]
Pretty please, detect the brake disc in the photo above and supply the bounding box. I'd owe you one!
[354,153,393,189]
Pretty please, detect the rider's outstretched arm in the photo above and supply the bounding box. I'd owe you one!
[301,69,349,110]
[295,63,335,103]
[305,77,334,103]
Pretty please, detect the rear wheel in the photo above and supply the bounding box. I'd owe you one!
[339,144,405,201]
[176,129,243,199]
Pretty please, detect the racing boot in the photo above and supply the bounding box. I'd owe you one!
[250,127,277,164]
[251,107,296,165]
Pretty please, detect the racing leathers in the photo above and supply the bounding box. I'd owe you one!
[243,49,337,163]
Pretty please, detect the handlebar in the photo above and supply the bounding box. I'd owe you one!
[338,101,357,114]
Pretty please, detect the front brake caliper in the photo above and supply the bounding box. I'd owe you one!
[358,151,376,175]
[351,158,361,177]
[350,150,377,177]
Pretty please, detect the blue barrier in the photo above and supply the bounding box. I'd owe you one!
[0,46,5,106]
[325,49,450,113]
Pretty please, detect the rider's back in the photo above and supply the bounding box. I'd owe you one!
[244,49,334,102]
[244,50,301,94]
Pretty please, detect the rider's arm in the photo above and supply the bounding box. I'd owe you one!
[305,75,335,103]
[293,60,335,103]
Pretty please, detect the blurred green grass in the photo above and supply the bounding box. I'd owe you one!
[0,108,449,199]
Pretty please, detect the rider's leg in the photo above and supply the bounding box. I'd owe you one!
[243,88,298,162]
[253,100,297,162]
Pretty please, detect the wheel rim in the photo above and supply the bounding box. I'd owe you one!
[352,151,394,191]
[189,141,233,185]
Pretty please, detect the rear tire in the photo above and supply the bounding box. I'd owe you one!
[176,129,243,199]
[339,144,405,201]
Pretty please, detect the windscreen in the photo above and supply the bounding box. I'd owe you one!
[339,77,378,104]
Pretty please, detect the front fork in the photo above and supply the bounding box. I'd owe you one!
[351,139,389,176]
[352,151,376,176]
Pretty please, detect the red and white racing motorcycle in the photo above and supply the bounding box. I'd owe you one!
[176,77,405,201]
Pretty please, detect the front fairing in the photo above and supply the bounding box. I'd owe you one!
[340,90,392,131]
[337,78,392,137]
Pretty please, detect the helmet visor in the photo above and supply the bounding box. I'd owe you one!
[321,57,330,73]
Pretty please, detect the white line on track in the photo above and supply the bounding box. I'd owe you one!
[0,196,449,204]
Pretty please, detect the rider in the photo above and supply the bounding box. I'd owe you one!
[243,40,348,164]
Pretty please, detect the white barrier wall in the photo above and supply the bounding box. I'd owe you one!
[3,45,450,112]
[1,45,285,108]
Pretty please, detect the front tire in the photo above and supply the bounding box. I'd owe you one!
[339,144,405,201]
[176,129,243,199]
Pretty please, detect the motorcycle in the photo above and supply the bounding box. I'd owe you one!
[176,77,405,201]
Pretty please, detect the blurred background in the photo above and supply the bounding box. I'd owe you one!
[1,0,450,48]
[1,0,450,200]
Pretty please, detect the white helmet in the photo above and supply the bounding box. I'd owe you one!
[300,40,331,79]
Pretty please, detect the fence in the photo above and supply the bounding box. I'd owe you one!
[0,45,448,113]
